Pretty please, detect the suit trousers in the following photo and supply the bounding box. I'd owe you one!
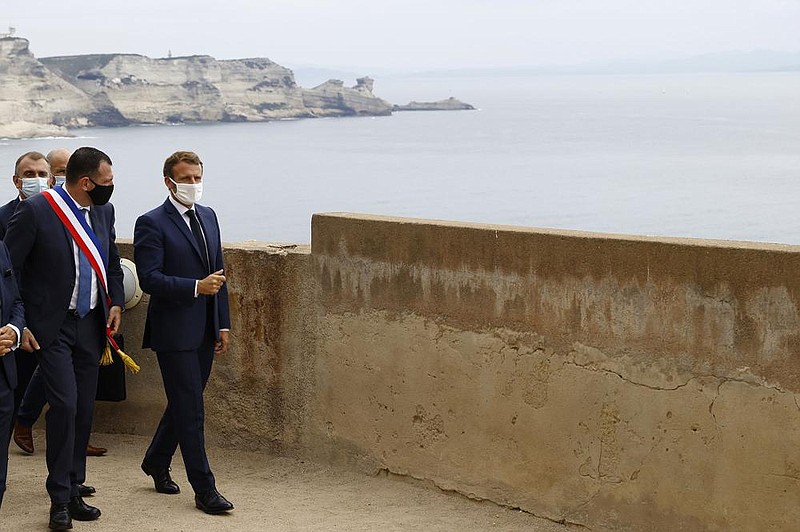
[36,308,104,504]
[144,326,216,494]
[16,366,47,428]
[0,364,12,509]
[11,349,37,425]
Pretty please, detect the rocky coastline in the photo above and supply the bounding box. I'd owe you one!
[0,37,473,139]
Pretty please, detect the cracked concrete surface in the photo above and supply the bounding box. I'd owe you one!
[313,311,800,530]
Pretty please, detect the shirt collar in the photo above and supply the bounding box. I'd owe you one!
[64,187,90,212]
[168,193,193,216]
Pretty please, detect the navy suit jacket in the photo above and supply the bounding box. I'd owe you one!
[134,198,230,352]
[4,192,124,350]
[0,197,20,240]
[0,241,26,389]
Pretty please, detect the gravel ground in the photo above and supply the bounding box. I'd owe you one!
[3,431,576,531]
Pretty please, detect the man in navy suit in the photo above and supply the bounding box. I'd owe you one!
[8,148,108,461]
[0,241,26,511]
[5,147,124,530]
[134,150,233,515]
[7,151,54,454]
[0,153,50,445]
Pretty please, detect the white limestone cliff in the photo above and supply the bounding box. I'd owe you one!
[0,37,392,138]
[0,37,470,139]
[39,52,392,125]
[302,77,392,117]
[0,37,94,138]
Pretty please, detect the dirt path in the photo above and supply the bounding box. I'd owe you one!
[4,432,576,531]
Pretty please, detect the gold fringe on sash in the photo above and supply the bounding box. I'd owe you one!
[100,336,141,374]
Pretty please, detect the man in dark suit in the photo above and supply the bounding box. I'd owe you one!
[0,197,20,242]
[11,148,109,460]
[7,151,54,454]
[5,147,124,530]
[134,150,233,515]
[0,241,26,511]
[0,153,50,440]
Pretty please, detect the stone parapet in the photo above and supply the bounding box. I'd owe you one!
[94,215,800,530]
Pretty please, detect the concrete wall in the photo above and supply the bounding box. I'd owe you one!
[95,214,800,531]
[95,240,315,455]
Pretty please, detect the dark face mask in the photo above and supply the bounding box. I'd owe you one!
[87,178,114,205]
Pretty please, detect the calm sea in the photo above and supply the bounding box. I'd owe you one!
[2,72,799,244]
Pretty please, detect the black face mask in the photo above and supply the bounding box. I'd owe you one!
[87,178,114,205]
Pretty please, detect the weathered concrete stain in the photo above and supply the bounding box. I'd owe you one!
[309,214,800,530]
[313,213,800,394]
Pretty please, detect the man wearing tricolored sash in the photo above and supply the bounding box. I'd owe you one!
[5,147,124,531]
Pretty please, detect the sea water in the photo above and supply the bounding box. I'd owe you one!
[1,72,798,244]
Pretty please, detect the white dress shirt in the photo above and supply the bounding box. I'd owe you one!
[64,189,98,311]
[167,195,228,332]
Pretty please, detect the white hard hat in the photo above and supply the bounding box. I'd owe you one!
[121,258,143,309]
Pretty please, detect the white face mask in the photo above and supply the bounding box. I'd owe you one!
[54,176,66,187]
[21,177,49,198]
[169,178,203,205]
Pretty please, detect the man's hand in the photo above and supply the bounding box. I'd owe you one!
[107,305,122,335]
[198,269,226,296]
[20,327,40,353]
[0,325,17,356]
[214,330,229,355]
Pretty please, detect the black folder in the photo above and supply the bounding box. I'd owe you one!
[96,333,126,402]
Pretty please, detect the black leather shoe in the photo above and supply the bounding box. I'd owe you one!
[77,484,96,497]
[67,496,101,521]
[49,502,72,530]
[141,461,180,494]
[195,489,234,514]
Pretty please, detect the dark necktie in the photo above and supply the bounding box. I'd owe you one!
[186,209,210,273]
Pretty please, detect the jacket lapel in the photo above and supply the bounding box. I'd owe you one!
[55,209,77,275]
[163,199,205,265]
[88,207,108,259]
[88,207,111,303]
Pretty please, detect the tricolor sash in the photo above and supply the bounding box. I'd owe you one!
[42,187,140,373]
[42,187,109,302]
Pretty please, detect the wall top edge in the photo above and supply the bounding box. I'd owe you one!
[117,238,310,255]
[312,212,800,254]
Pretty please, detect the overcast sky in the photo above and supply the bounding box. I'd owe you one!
[3,0,799,70]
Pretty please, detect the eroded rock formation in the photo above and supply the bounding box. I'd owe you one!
[303,77,392,117]
[0,37,395,137]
